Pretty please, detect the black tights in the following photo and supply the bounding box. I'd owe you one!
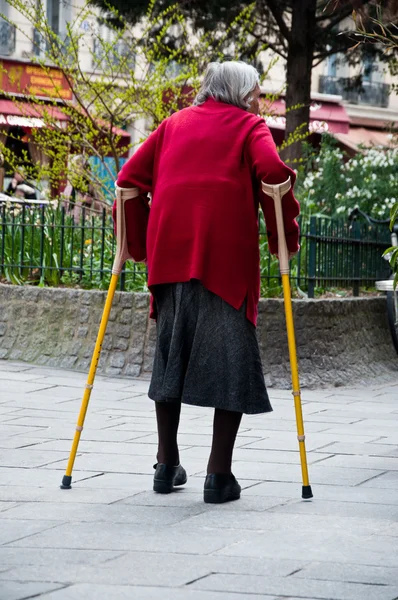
[155,402,242,474]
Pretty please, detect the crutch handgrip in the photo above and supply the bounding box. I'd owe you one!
[261,177,292,275]
[113,185,140,275]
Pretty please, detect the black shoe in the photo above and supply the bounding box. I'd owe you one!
[204,473,241,504]
[153,463,187,494]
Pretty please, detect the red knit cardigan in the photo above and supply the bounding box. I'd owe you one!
[114,98,300,326]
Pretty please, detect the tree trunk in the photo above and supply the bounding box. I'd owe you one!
[281,0,317,167]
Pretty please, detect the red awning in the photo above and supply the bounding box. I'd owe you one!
[0,98,130,138]
[261,97,350,134]
[334,127,398,152]
[0,97,130,158]
[0,98,69,127]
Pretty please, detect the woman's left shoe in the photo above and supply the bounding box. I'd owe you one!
[153,463,188,494]
[203,473,241,504]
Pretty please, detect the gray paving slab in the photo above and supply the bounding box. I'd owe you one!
[375,436,398,445]
[293,562,398,586]
[32,439,184,455]
[312,441,398,456]
[0,466,103,486]
[0,437,52,450]
[2,500,206,525]
[318,454,398,470]
[190,573,398,600]
[1,518,63,545]
[117,491,289,511]
[0,370,42,381]
[0,485,135,504]
[0,502,19,513]
[0,362,32,371]
[359,471,398,489]
[241,432,381,451]
[181,446,333,465]
[268,498,398,519]
[6,521,252,553]
[0,448,70,468]
[244,479,398,504]
[180,509,395,537]
[0,547,123,566]
[218,529,398,567]
[20,428,150,442]
[0,424,50,438]
[1,359,398,600]
[223,461,385,486]
[0,582,66,600]
[0,554,305,588]
[11,583,278,600]
[0,379,56,393]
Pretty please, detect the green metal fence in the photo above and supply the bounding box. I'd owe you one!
[0,200,392,296]
[258,214,392,297]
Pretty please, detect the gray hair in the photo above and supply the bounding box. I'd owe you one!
[194,61,259,111]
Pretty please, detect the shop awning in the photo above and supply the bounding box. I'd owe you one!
[334,127,397,152]
[0,98,69,128]
[0,97,130,157]
[261,97,350,134]
[0,98,130,138]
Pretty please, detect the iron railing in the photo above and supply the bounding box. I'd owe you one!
[319,75,390,108]
[0,200,392,297]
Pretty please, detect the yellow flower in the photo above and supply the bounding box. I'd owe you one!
[85,239,92,245]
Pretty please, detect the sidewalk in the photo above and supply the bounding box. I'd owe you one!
[1,359,398,600]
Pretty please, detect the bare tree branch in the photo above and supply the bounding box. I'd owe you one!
[316,0,369,22]
[265,0,293,44]
[250,29,288,59]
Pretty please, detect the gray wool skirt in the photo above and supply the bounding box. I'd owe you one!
[148,280,272,414]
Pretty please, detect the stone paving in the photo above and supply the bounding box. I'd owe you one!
[1,359,398,600]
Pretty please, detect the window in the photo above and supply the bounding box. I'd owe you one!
[34,1,72,60]
[47,0,60,36]
[363,56,374,82]
[0,0,16,56]
[93,22,135,72]
[326,53,337,78]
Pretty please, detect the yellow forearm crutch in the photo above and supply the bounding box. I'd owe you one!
[60,185,140,489]
[262,178,313,500]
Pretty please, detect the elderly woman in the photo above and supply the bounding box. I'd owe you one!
[114,61,299,504]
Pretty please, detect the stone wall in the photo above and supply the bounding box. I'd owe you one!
[0,283,397,388]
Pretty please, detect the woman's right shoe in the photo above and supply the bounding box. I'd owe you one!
[204,473,241,504]
[153,463,187,494]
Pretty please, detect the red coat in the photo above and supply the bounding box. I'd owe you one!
[115,98,300,326]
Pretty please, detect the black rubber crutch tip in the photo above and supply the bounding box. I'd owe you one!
[302,485,313,500]
[60,475,72,489]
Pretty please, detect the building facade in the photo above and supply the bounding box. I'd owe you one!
[1,0,397,164]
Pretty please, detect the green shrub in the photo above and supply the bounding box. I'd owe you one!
[296,135,398,219]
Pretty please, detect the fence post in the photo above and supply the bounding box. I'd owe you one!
[39,205,45,283]
[120,267,126,291]
[60,207,65,276]
[79,207,86,279]
[352,220,361,297]
[296,216,302,291]
[308,216,317,298]
[20,204,26,279]
[100,208,106,280]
